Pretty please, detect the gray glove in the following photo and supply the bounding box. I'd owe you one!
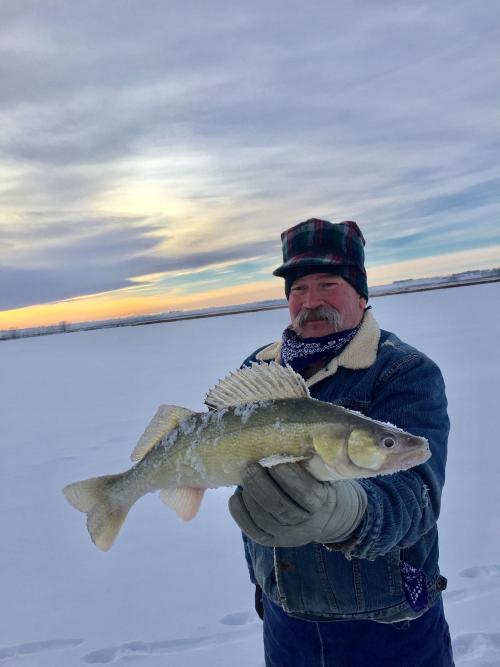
[229,462,367,548]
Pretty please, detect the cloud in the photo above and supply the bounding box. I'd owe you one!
[0,209,279,309]
[0,214,164,308]
[1,1,500,321]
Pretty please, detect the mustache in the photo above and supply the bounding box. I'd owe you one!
[291,305,342,332]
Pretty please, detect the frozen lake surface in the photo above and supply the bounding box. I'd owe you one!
[1,282,499,666]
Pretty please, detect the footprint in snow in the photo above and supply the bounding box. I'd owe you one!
[453,632,500,664]
[54,455,79,463]
[444,564,500,604]
[458,565,500,579]
[444,588,474,604]
[82,625,260,664]
[0,639,82,661]
[219,610,255,626]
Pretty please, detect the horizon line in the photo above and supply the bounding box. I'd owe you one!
[2,267,498,337]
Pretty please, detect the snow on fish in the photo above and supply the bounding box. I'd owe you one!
[63,363,431,551]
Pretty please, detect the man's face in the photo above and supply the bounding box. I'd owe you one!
[288,272,367,338]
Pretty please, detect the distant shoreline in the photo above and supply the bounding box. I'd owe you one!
[2,271,499,341]
[368,274,500,297]
[122,274,500,326]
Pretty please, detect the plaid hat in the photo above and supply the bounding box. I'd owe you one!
[273,218,368,300]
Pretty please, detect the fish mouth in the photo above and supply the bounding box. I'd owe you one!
[399,446,431,470]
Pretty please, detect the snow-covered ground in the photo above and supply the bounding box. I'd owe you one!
[1,282,499,666]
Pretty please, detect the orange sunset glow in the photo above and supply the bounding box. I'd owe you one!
[0,280,286,330]
[3,244,499,332]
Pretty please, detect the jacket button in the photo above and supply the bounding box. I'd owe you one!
[436,575,448,591]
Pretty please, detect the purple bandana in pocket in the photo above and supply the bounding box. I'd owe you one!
[400,561,429,612]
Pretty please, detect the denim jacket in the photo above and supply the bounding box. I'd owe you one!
[241,310,450,623]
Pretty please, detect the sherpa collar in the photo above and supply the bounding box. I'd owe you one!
[255,309,381,387]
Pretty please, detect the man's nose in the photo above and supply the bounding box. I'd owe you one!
[302,287,324,309]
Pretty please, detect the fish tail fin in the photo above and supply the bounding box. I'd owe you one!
[63,473,131,551]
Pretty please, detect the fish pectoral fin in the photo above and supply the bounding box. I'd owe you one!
[204,361,309,409]
[304,454,343,481]
[131,405,195,462]
[160,487,205,521]
[259,454,308,468]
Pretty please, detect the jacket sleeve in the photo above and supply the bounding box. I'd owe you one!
[343,350,450,561]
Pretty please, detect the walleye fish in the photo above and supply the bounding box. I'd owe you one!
[63,362,430,551]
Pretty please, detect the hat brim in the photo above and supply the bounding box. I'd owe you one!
[273,256,359,278]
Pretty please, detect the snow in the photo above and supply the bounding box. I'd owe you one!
[1,282,499,666]
[233,401,266,424]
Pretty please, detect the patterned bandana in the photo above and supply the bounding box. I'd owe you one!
[280,324,359,373]
[400,561,429,612]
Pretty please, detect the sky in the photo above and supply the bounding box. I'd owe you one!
[1,0,500,329]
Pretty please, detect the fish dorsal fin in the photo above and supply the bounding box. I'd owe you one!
[131,405,195,462]
[204,362,309,409]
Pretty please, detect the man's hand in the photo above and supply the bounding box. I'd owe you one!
[228,462,367,547]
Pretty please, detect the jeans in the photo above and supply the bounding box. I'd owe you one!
[262,594,454,667]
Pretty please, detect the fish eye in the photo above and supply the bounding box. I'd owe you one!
[382,436,396,449]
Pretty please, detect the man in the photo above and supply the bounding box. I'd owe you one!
[229,218,454,666]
